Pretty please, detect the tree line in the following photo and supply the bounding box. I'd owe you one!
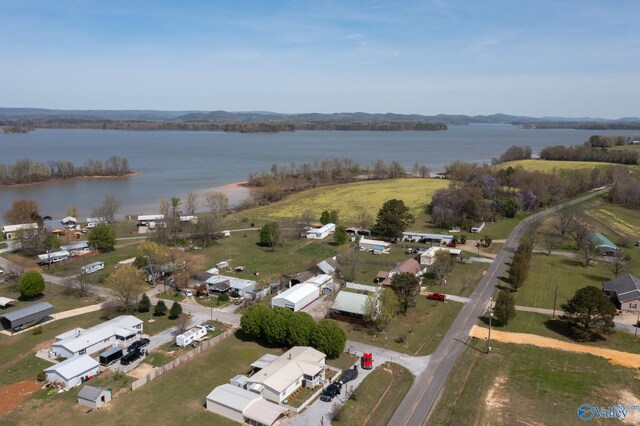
[539,145,637,165]
[0,156,131,185]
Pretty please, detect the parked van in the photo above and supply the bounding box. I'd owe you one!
[120,349,142,365]
[81,261,105,275]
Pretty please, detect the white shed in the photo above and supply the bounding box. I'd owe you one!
[206,384,287,426]
[77,385,111,409]
[272,283,319,312]
[306,223,336,239]
[44,355,100,390]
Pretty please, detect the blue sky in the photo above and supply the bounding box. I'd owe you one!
[1,0,638,117]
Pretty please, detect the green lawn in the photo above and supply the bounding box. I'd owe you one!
[482,215,528,239]
[431,341,640,425]
[423,261,488,297]
[0,282,100,314]
[242,178,448,224]
[496,158,623,172]
[135,312,185,336]
[0,332,279,425]
[156,291,186,303]
[479,311,640,355]
[340,297,462,355]
[512,253,612,310]
[334,362,413,426]
[326,351,358,371]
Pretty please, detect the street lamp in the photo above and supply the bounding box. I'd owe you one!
[487,297,493,354]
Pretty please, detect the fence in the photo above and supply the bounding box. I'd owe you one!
[131,329,234,391]
[345,282,380,293]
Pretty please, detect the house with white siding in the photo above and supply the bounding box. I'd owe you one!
[44,355,100,390]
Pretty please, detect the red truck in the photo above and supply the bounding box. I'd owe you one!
[427,292,446,301]
[361,352,373,370]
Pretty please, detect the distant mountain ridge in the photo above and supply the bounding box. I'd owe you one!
[0,107,638,124]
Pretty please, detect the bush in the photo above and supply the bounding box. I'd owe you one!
[394,333,407,344]
[32,326,43,335]
[37,371,46,382]
[218,293,230,302]
[18,270,45,299]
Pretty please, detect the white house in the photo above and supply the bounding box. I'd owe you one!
[2,223,38,240]
[206,275,257,298]
[44,355,100,390]
[470,222,486,233]
[420,246,463,266]
[358,238,391,252]
[402,231,454,244]
[206,384,288,426]
[51,315,143,359]
[245,346,326,403]
[37,250,71,265]
[176,325,208,347]
[61,216,77,227]
[306,223,336,239]
[271,283,319,312]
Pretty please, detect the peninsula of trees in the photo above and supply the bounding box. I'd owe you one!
[0,156,132,185]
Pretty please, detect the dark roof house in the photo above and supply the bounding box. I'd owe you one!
[603,274,640,312]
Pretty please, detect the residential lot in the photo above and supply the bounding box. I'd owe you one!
[431,341,640,425]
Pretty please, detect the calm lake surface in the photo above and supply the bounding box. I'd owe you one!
[1,125,637,219]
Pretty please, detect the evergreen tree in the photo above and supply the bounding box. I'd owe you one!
[154,300,168,316]
[169,301,183,319]
[138,294,151,312]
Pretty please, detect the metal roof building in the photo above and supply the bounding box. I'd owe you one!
[205,383,288,425]
[331,291,370,317]
[0,302,55,331]
[44,355,100,390]
[588,232,618,254]
[271,283,319,312]
[78,385,112,409]
[60,241,89,251]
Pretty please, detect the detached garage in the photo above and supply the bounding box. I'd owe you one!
[271,284,319,312]
[0,302,55,331]
[206,384,287,426]
[44,355,100,390]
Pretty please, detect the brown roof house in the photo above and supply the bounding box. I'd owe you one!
[380,258,422,285]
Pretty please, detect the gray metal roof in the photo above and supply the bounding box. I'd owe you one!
[0,302,55,326]
[604,274,640,303]
[78,385,108,401]
[331,291,369,316]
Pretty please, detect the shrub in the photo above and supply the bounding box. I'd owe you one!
[218,293,230,302]
[32,326,43,335]
[169,301,182,319]
[138,294,151,312]
[18,270,45,299]
[37,371,46,382]
[394,333,407,344]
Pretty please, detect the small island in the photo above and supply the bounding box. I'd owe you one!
[0,156,134,186]
[3,125,35,134]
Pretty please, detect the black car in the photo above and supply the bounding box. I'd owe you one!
[338,366,358,384]
[319,383,342,402]
[127,338,150,352]
[120,349,142,365]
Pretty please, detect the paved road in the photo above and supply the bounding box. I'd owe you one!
[388,187,611,426]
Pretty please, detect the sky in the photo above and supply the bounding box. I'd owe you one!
[1,0,639,117]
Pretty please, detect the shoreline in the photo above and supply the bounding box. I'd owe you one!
[0,172,141,188]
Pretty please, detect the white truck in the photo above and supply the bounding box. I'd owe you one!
[175,325,208,347]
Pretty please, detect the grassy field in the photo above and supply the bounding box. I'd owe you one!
[424,261,488,297]
[496,159,622,172]
[334,362,413,426]
[479,311,640,355]
[431,341,640,425]
[0,282,100,314]
[243,178,448,224]
[340,297,462,355]
[0,332,336,425]
[512,253,612,310]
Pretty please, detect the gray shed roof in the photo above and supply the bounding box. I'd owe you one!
[604,274,640,303]
[0,302,55,329]
[331,291,369,316]
[78,385,109,401]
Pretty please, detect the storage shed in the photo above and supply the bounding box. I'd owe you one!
[205,384,287,426]
[306,223,336,239]
[0,302,55,331]
[271,283,319,312]
[44,355,100,390]
[78,385,111,409]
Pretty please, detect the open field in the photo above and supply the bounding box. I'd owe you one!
[423,261,488,297]
[0,282,100,314]
[512,253,613,310]
[431,341,640,425]
[0,332,350,425]
[479,311,640,355]
[243,178,448,223]
[334,362,413,426]
[497,159,622,172]
[340,297,462,356]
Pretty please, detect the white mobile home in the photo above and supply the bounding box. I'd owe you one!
[470,222,486,233]
[420,246,463,266]
[81,261,105,275]
[176,325,208,347]
[306,223,336,240]
[137,214,164,226]
[44,355,100,390]
[271,283,319,312]
[51,315,143,359]
[358,238,391,252]
[37,250,71,265]
[402,231,454,244]
[2,223,38,240]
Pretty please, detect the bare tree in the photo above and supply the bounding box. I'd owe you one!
[543,235,561,255]
[93,195,120,223]
[432,250,451,285]
[356,208,373,229]
[205,191,229,219]
[185,192,199,216]
[300,210,314,228]
[65,275,93,298]
[64,205,78,218]
[196,215,218,247]
[176,314,191,333]
[578,238,598,267]
[606,251,631,277]
[553,208,576,237]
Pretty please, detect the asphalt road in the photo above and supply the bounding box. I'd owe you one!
[388,187,611,426]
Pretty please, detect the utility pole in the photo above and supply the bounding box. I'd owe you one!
[487,297,493,354]
[552,285,558,319]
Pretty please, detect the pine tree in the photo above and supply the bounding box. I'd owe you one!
[169,301,183,319]
[138,294,151,312]
[154,300,168,316]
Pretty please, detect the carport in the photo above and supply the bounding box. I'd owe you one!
[0,302,55,331]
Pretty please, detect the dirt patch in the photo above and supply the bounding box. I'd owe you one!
[470,326,640,369]
[484,375,508,412]
[0,380,42,414]
[127,363,155,379]
[618,390,640,425]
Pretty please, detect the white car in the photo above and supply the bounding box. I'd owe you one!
[184,290,193,297]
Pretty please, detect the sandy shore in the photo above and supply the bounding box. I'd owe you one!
[0,172,141,188]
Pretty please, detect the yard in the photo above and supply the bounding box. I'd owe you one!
[430,341,640,425]
[423,261,488,297]
[333,362,413,426]
[340,297,462,355]
[512,253,613,310]
[0,332,288,425]
[0,281,101,314]
[496,158,624,173]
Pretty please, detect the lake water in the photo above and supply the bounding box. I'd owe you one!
[1,125,637,219]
